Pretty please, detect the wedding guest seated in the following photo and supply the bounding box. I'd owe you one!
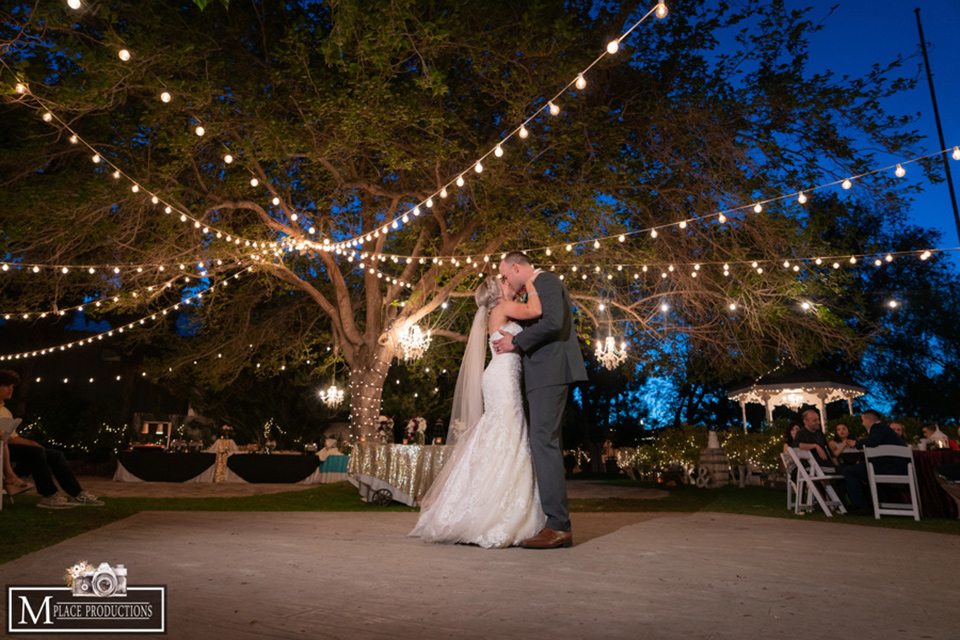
[783,423,801,455]
[841,409,907,514]
[1,370,103,509]
[889,421,905,439]
[793,409,836,469]
[829,424,860,465]
[921,423,957,450]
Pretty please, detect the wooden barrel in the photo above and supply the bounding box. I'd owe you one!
[698,447,730,488]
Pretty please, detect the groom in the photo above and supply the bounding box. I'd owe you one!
[494,252,587,548]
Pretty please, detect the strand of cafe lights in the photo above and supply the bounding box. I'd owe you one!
[0,262,247,321]
[0,267,253,362]
[10,89,275,254]
[309,146,960,265]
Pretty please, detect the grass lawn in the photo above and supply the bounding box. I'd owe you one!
[2,479,957,565]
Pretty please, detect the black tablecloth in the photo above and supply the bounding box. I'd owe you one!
[118,452,216,482]
[913,450,960,519]
[226,454,319,483]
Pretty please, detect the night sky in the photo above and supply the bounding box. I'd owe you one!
[796,0,960,248]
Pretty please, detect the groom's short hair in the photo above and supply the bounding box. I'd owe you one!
[502,251,533,267]
[0,369,19,386]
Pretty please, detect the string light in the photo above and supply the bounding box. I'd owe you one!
[0,270,248,361]
[895,164,905,177]
[160,91,171,103]
[118,49,131,61]
[607,40,620,54]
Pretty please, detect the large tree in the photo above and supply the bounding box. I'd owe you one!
[0,0,930,437]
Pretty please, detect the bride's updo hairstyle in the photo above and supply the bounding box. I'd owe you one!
[475,277,501,312]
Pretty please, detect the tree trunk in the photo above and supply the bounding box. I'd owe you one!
[347,339,396,440]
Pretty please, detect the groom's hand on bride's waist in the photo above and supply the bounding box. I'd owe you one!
[492,334,518,354]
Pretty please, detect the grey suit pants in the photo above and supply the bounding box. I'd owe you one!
[528,384,571,532]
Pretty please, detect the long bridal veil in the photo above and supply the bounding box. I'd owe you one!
[446,306,487,446]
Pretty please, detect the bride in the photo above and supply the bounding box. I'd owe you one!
[409,274,545,548]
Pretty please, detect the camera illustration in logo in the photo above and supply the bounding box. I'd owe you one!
[71,562,128,597]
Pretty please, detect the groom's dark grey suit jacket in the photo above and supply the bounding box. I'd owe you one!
[512,271,588,391]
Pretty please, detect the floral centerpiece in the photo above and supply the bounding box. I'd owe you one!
[376,415,394,443]
[406,416,427,445]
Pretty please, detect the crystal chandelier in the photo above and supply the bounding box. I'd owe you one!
[595,336,628,370]
[399,324,432,362]
[319,383,344,409]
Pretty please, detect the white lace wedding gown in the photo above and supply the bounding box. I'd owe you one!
[409,322,545,548]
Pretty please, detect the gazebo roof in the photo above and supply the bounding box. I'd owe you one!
[727,367,866,406]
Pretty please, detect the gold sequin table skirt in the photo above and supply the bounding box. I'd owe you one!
[347,442,450,506]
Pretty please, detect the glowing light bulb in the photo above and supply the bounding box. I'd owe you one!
[290,213,298,222]
[92,154,100,163]
[679,221,687,229]
[151,195,159,204]
[426,197,434,207]
[651,229,658,238]
[474,162,483,173]
[519,125,529,139]
[15,83,27,94]
[888,300,899,309]
[195,125,205,136]
[729,303,737,311]
[593,240,600,249]
[160,91,171,103]
[660,302,669,312]
[754,203,762,213]
[895,164,905,177]
[118,49,131,61]
[619,235,625,242]
[576,74,586,90]
[440,188,448,198]
[548,101,560,116]
[42,112,52,122]
[272,197,280,205]
[953,147,960,161]
[494,145,504,158]
[250,178,259,187]
[68,0,81,8]
[718,213,727,224]
[842,179,852,189]
[131,184,139,193]
[607,40,619,54]
[656,2,668,18]
[224,154,233,164]
[798,191,807,204]
[69,135,78,144]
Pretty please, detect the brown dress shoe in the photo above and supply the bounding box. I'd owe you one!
[518,527,573,549]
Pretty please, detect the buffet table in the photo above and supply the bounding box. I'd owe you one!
[347,441,450,506]
[114,451,349,484]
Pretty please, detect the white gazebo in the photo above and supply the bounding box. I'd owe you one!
[727,368,866,432]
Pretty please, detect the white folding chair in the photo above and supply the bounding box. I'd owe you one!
[788,448,847,516]
[780,452,798,510]
[864,445,920,521]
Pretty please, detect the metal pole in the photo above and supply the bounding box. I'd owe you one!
[915,8,960,244]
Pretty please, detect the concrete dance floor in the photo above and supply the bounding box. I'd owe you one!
[2,508,956,639]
